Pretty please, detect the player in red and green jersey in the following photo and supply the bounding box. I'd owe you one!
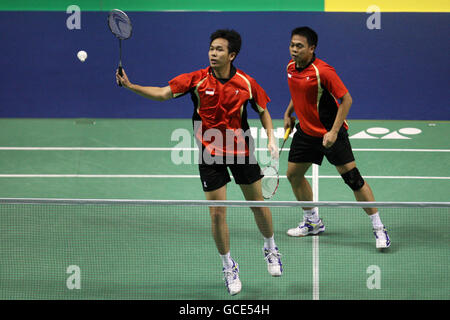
[283,27,390,249]
[116,29,283,295]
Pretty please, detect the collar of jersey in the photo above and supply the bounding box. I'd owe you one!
[208,65,237,84]
[295,55,316,73]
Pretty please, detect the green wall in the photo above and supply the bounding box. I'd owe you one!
[0,0,323,11]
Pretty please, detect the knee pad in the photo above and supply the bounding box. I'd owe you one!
[341,167,365,191]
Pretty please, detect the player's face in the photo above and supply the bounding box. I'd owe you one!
[290,34,315,67]
[209,38,236,69]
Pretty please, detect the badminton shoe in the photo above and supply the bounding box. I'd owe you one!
[263,247,283,277]
[373,226,391,249]
[287,218,325,237]
[223,260,241,295]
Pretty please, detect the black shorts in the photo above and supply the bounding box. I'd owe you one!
[198,156,263,192]
[288,124,355,166]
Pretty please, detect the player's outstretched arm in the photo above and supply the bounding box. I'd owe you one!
[115,68,173,101]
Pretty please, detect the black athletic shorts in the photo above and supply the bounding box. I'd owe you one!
[288,124,355,166]
[198,155,263,192]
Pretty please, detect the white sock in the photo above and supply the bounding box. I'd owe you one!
[220,252,234,269]
[369,212,384,229]
[264,235,277,250]
[304,207,319,223]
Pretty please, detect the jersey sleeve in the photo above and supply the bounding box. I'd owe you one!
[320,66,348,100]
[168,70,202,98]
[249,78,271,113]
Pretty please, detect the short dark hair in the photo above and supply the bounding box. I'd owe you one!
[210,29,242,57]
[291,26,318,49]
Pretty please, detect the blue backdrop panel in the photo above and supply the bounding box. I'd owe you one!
[0,11,448,120]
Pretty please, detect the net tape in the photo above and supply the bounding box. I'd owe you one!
[0,198,449,208]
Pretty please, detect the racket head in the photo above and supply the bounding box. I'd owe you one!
[108,9,132,40]
[261,165,280,199]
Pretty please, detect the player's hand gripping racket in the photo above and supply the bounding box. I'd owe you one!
[261,126,293,199]
[108,9,132,87]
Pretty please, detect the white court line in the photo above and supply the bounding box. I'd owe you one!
[312,164,320,301]
[0,174,448,179]
[0,174,200,178]
[0,147,191,151]
[0,147,449,152]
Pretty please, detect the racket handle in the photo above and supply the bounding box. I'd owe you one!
[283,127,291,140]
[118,66,123,87]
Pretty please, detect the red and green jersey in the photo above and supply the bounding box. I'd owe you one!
[169,66,270,156]
[287,57,349,137]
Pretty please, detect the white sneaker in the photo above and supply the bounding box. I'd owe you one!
[373,226,391,249]
[287,218,325,237]
[223,260,241,295]
[263,247,283,277]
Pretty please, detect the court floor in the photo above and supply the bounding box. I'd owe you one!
[0,118,448,300]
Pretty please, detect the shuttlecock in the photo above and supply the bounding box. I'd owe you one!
[77,50,87,62]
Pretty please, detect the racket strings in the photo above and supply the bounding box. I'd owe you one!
[261,166,279,199]
[261,126,293,199]
[108,10,132,40]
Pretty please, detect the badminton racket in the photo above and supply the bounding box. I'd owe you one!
[108,9,132,87]
[261,126,293,199]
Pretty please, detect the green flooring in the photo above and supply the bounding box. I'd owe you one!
[0,118,449,300]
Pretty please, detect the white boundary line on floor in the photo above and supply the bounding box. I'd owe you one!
[0,147,449,152]
[312,164,320,300]
[0,174,448,179]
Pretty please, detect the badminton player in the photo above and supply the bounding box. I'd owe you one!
[283,26,390,249]
[116,29,283,295]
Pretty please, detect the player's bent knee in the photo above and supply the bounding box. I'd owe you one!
[209,207,226,219]
[286,170,304,183]
[341,167,365,191]
[286,171,295,182]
